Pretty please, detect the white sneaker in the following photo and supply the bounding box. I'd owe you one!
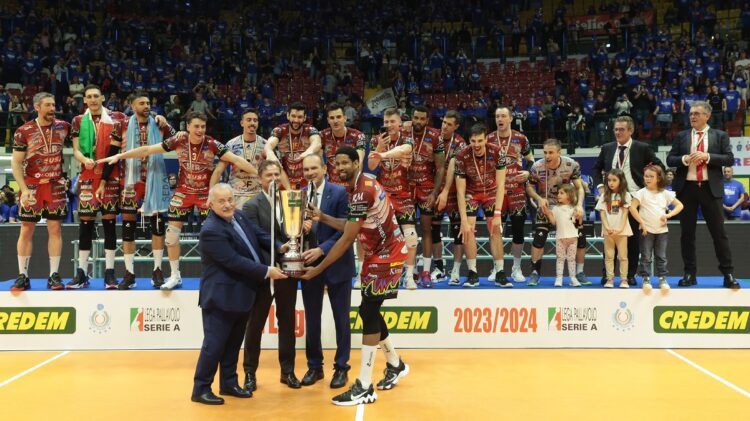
[487,269,496,282]
[353,274,362,289]
[431,268,445,283]
[161,273,182,290]
[402,272,417,290]
[554,277,563,287]
[448,275,461,286]
[619,279,630,289]
[659,277,670,290]
[569,277,581,287]
[604,279,614,288]
[511,267,525,282]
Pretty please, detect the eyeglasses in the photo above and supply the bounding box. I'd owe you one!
[688,112,708,116]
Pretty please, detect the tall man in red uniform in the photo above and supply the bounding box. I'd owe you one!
[303,146,410,406]
[367,108,417,289]
[67,85,127,289]
[486,106,535,285]
[10,92,70,291]
[454,123,509,287]
[408,106,445,288]
[264,102,322,189]
[99,112,259,289]
[435,110,467,285]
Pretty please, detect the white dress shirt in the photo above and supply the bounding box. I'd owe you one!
[611,138,638,193]
[682,126,711,182]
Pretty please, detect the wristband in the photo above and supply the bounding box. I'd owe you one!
[493,210,503,217]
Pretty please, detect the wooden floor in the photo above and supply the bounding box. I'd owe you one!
[1,349,748,420]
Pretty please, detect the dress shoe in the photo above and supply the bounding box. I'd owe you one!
[627,277,637,286]
[330,368,349,389]
[723,274,741,290]
[244,372,257,392]
[191,391,224,405]
[301,368,324,386]
[220,385,252,398]
[677,274,697,287]
[280,372,301,389]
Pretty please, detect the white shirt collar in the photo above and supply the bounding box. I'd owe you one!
[617,138,633,149]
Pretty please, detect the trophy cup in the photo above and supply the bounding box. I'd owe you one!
[275,188,306,277]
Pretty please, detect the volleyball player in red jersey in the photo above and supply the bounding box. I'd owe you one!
[264,102,322,189]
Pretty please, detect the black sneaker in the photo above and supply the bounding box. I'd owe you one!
[66,268,90,289]
[376,359,410,390]
[151,267,165,288]
[463,270,479,288]
[494,270,513,288]
[10,274,30,291]
[104,269,119,289]
[331,379,377,406]
[47,272,64,290]
[118,271,137,290]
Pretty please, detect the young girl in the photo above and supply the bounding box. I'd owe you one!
[631,165,684,291]
[542,184,581,287]
[596,169,641,288]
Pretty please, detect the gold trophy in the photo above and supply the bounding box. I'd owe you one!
[273,187,306,277]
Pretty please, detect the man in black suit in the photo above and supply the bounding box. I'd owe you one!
[666,101,739,289]
[242,160,305,391]
[191,183,287,405]
[299,154,355,389]
[592,115,663,286]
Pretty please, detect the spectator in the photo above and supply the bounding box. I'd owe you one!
[722,167,745,220]
[653,88,676,144]
[613,94,633,116]
[186,92,216,120]
[69,75,84,110]
[705,85,725,129]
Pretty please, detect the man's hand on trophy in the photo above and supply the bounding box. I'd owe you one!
[302,247,324,265]
[303,219,312,234]
[279,242,291,254]
[299,265,321,281]
[267,266,288,280]
[306,203,321,221]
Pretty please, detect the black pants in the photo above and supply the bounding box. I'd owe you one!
[243,278,298,375]
[677,181,733,275]
[193,308,250,397]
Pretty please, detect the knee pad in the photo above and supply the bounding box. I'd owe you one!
[359,301,384,335]
[532,227,548,249]
[450,222,463,245]
[79,220,94,250]
[431,224,442,245]
[404,227,418,249]
[101,219,117,249]
[151,214,166,236]
[122,220,136,242]
[511,214,526,244]
[165,224,181,246]
[577,230,587,249]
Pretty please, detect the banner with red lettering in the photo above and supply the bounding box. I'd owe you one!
[570,10,655,36]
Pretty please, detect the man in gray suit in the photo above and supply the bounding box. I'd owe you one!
[242,160,305,391]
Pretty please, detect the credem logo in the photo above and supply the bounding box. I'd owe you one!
[0,307,76,334]
[350,306,438,333]
[654,306,750,334]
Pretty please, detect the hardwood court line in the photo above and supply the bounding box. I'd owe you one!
[0,351,69,389]
[355,403,365,421]
[666,349,750,399]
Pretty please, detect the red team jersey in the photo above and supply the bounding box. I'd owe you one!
[487,129,531,213]
[439,132,467,215]
[13,119,70,185]
[370,129,414,201]
[347,173,408,300]
[408,126,443,191]
[454,142,507,196]
[162,132,228,195]
[271,123,320,189]
[320,127,367,185]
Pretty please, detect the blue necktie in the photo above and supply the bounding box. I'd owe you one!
[231,218,261,262]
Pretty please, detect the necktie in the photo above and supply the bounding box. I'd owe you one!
[617,145,627,169]
[231,218,261,262]
[696,131,705,183]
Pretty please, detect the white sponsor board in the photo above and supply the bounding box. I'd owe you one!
[1,289,748,350]
[730,137,750,175]
[365,88,398,116]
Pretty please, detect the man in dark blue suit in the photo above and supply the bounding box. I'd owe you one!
[191,183,288,405]
[299,155,356,389]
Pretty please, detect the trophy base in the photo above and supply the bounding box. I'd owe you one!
[281,257,306,278]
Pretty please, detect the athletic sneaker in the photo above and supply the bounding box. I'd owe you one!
[331,379,377,406]
[642,277,652,292]
[48,272,64,290]
[104,269,119,289]
[604,279,614,288]
[10,274,30,291]
[511,267,525,283]
[402,272,417,290]
[151,268,165,288]
[448,273,461,286]
[494,271,513,288]
[118,271,137,290]
[353,274,362,289]
[463,270,479,288]
[419,271,433,288]
[554,277,563,287]
[575,272,593,286]
[527,271,540,287]
[66,269,90,289]
[487,268,497,282]
[376,359,409,390]
[658,277,670,290]
[431,267,445,283]
[161,273,182,290]
[569,277,582,287]
[619,279,630,289]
